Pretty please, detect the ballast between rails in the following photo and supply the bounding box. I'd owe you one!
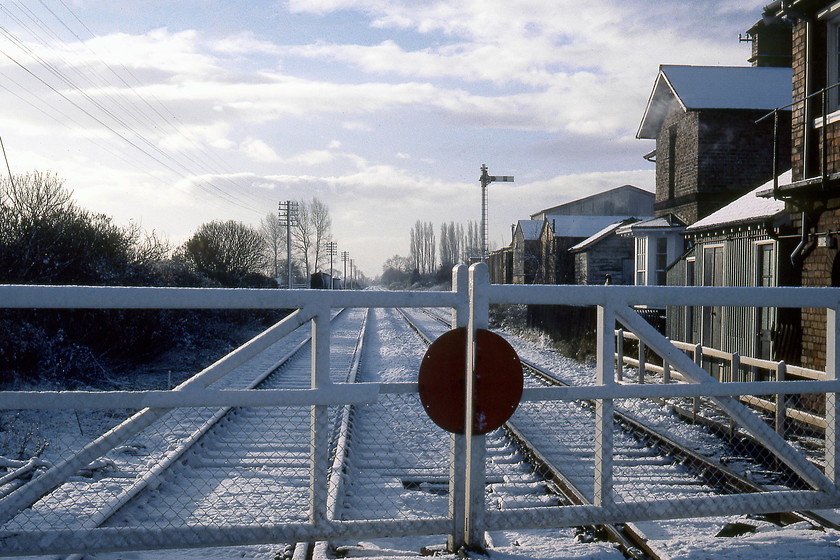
[415,305,840,533]
[397,307,651,559]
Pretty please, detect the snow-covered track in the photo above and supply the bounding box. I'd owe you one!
[326,309,560,547]
[0,307,368,557]
[396,307,647,557]
[92,308,369,540]
[398,306,840,556]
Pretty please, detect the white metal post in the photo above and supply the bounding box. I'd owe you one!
[465,263,489,548]
[776,361,787,436]
[595,304,615,507]
[615,328,624,382]
[693,342,702,420]
[310,303,331,528]
[638,340,646,384]
[826,307,840,485]
[448,264,468,552]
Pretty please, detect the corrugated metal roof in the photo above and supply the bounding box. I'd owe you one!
[637,65,792,139]
[547,215,634,239]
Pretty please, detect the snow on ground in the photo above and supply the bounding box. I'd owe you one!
[7,316,840,559]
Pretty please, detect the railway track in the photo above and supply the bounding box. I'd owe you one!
[324,308,565,558]
[2,304,837,559]
[399,307,840,558]
[0,308,366,559]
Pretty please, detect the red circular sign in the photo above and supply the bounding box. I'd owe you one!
[418,328,523,435]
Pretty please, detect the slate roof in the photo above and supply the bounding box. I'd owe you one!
[516,220,543,241]
[637,65,792,139]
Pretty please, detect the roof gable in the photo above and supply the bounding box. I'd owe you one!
[515,220,543,241]
[570,218,636,252]
[637,65,792,139]
[531,184,654,220]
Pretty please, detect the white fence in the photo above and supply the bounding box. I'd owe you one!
[0,263,838,555]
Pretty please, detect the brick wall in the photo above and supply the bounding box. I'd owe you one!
[655,108,698,221]
[789,12,840,370]
[796,208,840,370]
[655,107,790,225]
[791,21,807,181]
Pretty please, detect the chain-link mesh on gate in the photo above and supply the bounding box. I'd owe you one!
[329,393,450,522]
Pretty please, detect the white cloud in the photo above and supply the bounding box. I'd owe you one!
[0,1,768,275]
[241,138,280,162]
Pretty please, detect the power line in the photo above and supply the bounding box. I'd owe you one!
[0,136,15,190]
[0,2,276,216]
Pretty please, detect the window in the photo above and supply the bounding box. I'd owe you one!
[667,127,677,199]
[635,237,647,286]
[755,242,775,363]
[820,3,840,112]
[830,20,840,112]
[655,237,668,285]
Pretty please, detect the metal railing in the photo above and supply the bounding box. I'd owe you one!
[615,329,826,433]
[757,80,840,196]
[0,264,838,555]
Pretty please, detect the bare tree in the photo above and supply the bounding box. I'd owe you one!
[408,221,437,274]
[2,170,72,221]
[291,197,332,277]
[310,198,332,272]
[260,211,285,278]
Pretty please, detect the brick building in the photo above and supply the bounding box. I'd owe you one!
[637,64,792,225]
[759,0,840,370]
[511,220,542,284]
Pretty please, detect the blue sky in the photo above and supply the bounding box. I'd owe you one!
[0,1,771,276]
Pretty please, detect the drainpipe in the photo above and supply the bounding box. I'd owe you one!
[779,1,813,267]
[791,211,809,266]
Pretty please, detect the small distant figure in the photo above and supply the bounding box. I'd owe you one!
[604,273,612,285]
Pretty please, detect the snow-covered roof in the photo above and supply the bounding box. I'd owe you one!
[570,218,636,252]
[547,215,633,239]
[516,220,543,240]
[637,65,792,139]
[687,170,790,232]
[617,214,686,235]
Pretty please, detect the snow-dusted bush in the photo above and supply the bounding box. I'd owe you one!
[0,172,281,387]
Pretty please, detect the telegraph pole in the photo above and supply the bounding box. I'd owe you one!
[279,200,298,289]
[479,164,514,262]
[326,241,338,289]
[350,259,355,289]
[341,251,349,289]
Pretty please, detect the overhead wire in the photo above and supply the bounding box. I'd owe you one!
[0,2,274,215]
[0,20,260,212]
[45,0,262,197]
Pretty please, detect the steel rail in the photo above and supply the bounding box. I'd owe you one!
[409,307,840,546]
[396,307,649,558]
[43,308,357,559]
